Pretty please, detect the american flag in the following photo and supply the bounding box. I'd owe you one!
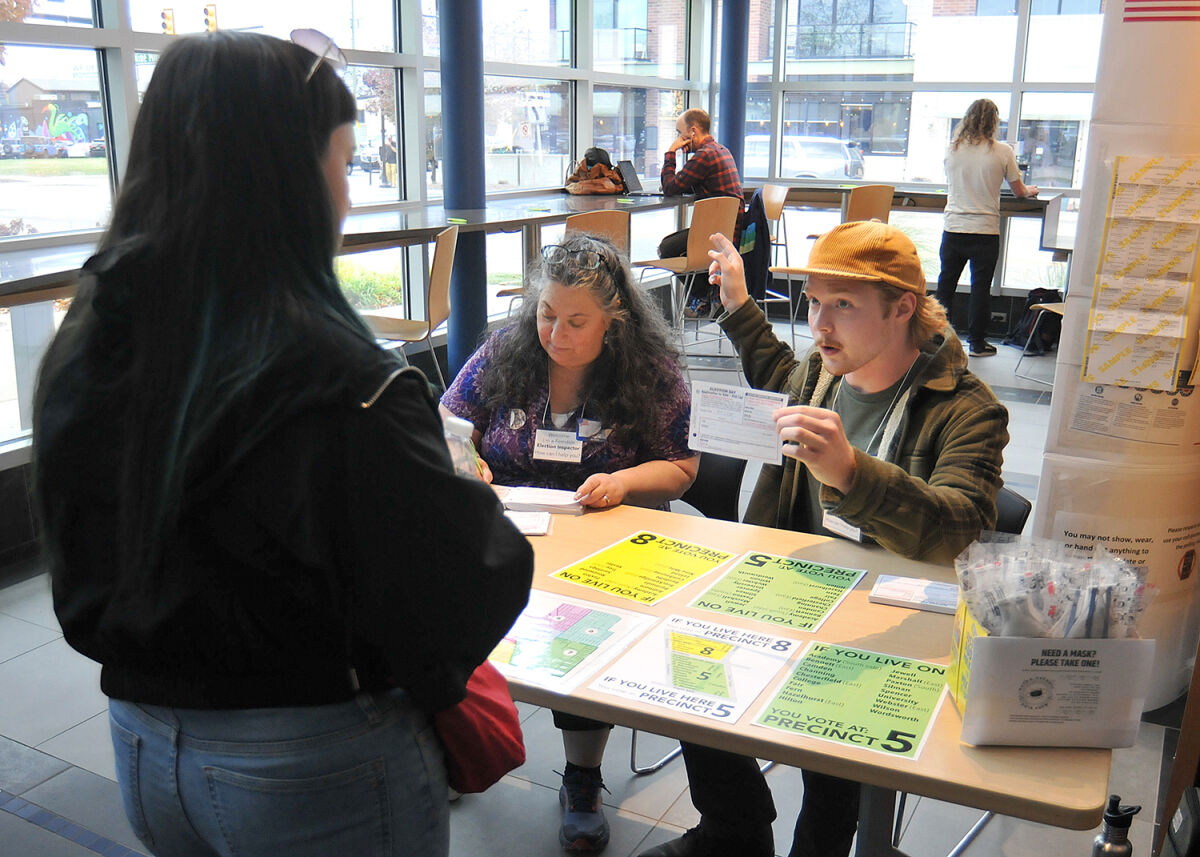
[1123,0,1200,21]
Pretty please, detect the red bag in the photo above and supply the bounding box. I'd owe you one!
[433,660,526,793]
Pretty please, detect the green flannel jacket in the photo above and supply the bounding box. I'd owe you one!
[719,300,1009,566]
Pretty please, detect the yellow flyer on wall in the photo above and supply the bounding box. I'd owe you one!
[753,641,947,760]
[550,531,735,605]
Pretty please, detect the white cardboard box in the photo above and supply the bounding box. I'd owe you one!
[948,601,1156,748]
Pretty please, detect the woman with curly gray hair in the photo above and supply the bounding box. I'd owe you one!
[441,232,699,853]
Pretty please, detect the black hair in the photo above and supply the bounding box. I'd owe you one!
[34,32,367,585]
[478,234,682,446]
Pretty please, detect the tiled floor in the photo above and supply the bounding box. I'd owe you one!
[0,329,1178,857]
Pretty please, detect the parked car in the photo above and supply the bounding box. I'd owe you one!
[350,141,379,174]
[20,135,68,159]
[743,134,865,179]
[0,138,20,159]
[89,139,107,158]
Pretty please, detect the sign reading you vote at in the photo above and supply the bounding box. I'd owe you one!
[754,642,947,760]
[551,532,735,605]
[691,552,866,633]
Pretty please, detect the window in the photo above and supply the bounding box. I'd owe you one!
[425,72,444,200]
[348,66,404,203]
[483,77,571,191]
[1025,11,1102,82]
[0,46,113,236]
[483,0,572,66]
[592,85,685,176]
[594,0,688,78]
[1018,92,1092,190]
[7,0,94,28]
[128,0,397,50]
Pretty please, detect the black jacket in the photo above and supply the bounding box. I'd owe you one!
[36,293,533,713]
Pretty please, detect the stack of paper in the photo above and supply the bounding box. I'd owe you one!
[867,575,959,614]
[496,486,585,515]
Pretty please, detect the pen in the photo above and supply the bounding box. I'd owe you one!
[448,217,468,223]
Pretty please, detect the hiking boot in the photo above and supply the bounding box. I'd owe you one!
[969,341,997,357]
[637,824,773,857]
[559,767,610,851]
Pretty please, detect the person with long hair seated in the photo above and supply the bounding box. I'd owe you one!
[33,31,533,857]
[441,234,700,852]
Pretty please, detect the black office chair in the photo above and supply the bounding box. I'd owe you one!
[995,485,1033,536]
[630,452,749,775]
[679,452,748,523]
[893,484,1032,846]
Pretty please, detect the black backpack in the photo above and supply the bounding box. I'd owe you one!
[1004,288,1063,355]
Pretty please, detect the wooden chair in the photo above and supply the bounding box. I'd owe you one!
[632,196,741,335]
[758,183,799,348]
[496,210,633,315]
[564,209,631,255]
[360,225,458,390]
[1013,302,1065,388]
[844,184,895,224]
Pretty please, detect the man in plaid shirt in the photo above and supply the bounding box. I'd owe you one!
[657,108,746,258]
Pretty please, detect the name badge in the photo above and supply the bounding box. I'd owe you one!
[577,418,604,440]
[533,429,584,463]
[822,510,862,542]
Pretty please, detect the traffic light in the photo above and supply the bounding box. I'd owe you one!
[203,4,217,32]
[160,8,174,34]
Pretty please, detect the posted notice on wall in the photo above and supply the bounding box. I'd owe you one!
[691,552,866,633]
[1081,155,1200,390]
[1067,383,1190,446]
[489,590,656,692]
[550,531,735,605]
[1053,510,1200,598]
[590,614,797,723]
[689,380,789,464]
[752,641,947,760]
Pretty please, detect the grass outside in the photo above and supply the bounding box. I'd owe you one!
[0,159,109,178]
[336,258,405,311]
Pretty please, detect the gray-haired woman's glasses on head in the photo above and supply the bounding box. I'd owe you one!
[541,245,609,270]
[290,28,348,82]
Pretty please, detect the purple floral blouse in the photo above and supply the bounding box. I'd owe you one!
[441,331,693,500]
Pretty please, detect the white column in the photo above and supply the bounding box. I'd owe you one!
[1034,5,1200,707]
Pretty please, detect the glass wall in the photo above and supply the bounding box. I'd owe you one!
[0,46,112,236]
[483,76,572,191]
[593,85,685,176]
[593,0,689,78]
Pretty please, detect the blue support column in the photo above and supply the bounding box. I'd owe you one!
[439,0,486,376]
[717,0,750,173]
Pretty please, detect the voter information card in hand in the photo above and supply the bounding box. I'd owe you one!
[689,381,788,464]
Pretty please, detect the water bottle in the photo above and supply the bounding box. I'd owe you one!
[442,414,481,479]
[1092,794,1141,857]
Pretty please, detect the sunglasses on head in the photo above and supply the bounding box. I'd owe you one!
[541,243,616,272]
[290,28,348,82]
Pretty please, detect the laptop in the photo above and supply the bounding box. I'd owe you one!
[616,160,664,197]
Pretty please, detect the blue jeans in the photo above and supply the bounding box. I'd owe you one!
[109,689,448,857]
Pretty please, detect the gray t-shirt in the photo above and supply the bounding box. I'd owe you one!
[944,139,1022,235]
[804,355,931,537]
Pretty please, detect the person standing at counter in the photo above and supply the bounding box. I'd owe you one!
[33,32,533,857]
[936,98,1039,357]
[441,234,699,853]
[639,221,1008,857]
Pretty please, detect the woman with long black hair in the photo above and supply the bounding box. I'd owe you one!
[34,31,532,857]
